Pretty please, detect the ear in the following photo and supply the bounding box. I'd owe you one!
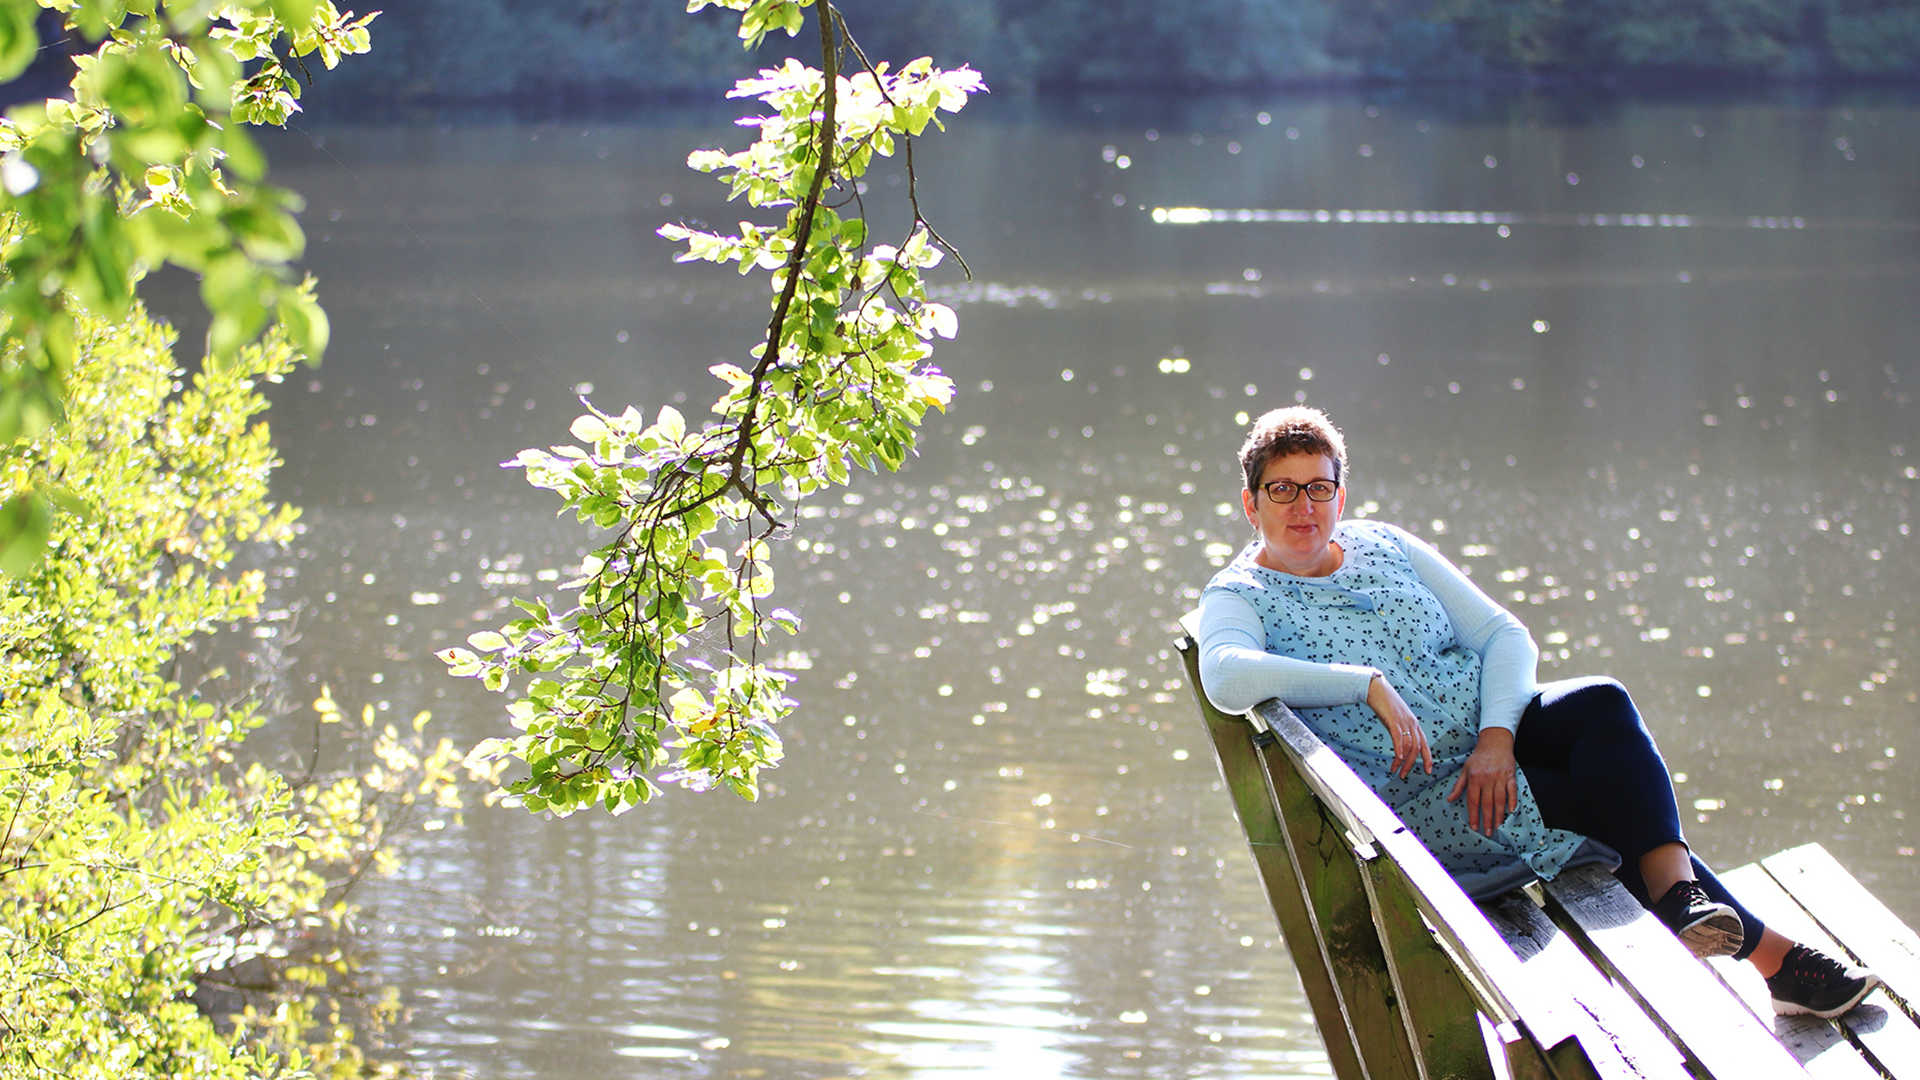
[1334,483,1347,520]
[1241,486,1257,526]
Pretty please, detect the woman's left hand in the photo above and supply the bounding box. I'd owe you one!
[1447,728,1519,836]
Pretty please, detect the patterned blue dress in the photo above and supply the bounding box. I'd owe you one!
[1201,519,1601,894]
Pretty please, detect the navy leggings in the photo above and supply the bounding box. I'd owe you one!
[1514,676,1763,961]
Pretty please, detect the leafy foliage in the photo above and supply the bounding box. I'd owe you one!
[0,5,468,1074]
[0,302,465,1078]
[445,0,983,815]
[0,0,377,567]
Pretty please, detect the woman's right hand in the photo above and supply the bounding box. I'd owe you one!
[1366,674,1433,778]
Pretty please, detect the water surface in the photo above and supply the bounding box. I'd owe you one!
[222,90,1917,1077]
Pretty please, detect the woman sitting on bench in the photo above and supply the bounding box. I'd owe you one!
[1196,405,1880,1020]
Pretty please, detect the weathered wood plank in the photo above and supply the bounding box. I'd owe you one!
[1258,742,1426,1079]
[1250,707,1516,1016]
[1724,858,1920,1080]
[1480,1012,1605,1080]
[1359,855,1497,1079]
[1478,1015,1518,1080]
[1252,700,1613,1057]
[1249,700,1708,1080]
[1709,866,1882,1080]
[1176,634,1368,1080]
[1761,843,1920,1016]
[1700,963,1882,1080]
[1539,865,1809,1078]
[1479,890,1689,1080]
[1487,1021,1557,1080]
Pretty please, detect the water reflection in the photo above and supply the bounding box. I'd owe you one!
[204,90,1920,1077]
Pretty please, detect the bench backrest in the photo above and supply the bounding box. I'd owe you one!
[1174,623,1826,1080]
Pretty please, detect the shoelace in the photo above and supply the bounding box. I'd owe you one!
[1658,881,1712,917]
[1782,946,1847,986]
[1672,882,1709,905]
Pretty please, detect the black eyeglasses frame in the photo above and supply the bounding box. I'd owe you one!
[1259,479,1340,504]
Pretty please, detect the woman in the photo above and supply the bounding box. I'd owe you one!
[1197,406,1880,1020]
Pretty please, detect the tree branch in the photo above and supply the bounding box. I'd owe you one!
[726,1,842,490]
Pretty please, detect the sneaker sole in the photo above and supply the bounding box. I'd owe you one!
[1676,911,1745,958]
[1773,973,1884,1020]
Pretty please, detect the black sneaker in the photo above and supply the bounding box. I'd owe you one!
[1767,944,1882,1019]
[1649,880,1744,958]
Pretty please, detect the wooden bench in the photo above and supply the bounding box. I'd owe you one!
[1175,623,1920,1079]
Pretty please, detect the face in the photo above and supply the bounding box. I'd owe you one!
[1242,451,1345,575]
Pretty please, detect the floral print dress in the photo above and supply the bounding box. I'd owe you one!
[1203,519,1601,895]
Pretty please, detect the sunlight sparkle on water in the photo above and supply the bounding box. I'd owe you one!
[1143,206,1846,231]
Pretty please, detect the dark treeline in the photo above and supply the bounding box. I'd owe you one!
[312,0,1916,105]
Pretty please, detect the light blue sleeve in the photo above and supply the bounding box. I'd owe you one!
[1391,526,1540,733]
[1195,587,1379,715]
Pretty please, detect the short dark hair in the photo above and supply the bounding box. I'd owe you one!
[1239,406,1347,494]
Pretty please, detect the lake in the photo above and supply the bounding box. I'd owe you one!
[222,88,1917,1077]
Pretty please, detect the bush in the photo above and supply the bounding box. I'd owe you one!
[0,301,465,1078]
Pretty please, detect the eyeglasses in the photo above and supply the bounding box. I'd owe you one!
[1260,479,1339,504]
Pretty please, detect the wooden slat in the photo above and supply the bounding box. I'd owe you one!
[1250,704,1516,1015]
[1252,700,1600,1054]
[1250,699,1379,845]
[1709,866,1883,1080]
[1725,858,1920,1079]
[1359,855,1497,1079]
[1481,1011,1608,1080]
[1246,699,1712,1080]
[1176,634,1368,1080]
[1761,843,1920,1017]
[1704,959,1882,1080]
[1491,1023,1559,1080]
[1540,865,1810,1078]
[1479,1015,1517,1080]
[1480,890,1690,1080]
[1256,742,1425,1079]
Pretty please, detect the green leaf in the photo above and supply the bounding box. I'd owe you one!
[72,0,129,38]
[570,413,610,443]
[653,405,686,443]
[0,491,54,577]
[275,282,330,362]
[468,630,509,652]
[0,0,39,82]
[199,254,273,361]
[229,201,305,263]
[71,203,134,316]
[269,0,321,26]
[90,46,190,130]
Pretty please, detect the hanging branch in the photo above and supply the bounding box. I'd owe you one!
[443,0,985,816]
[727,2,842,494]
